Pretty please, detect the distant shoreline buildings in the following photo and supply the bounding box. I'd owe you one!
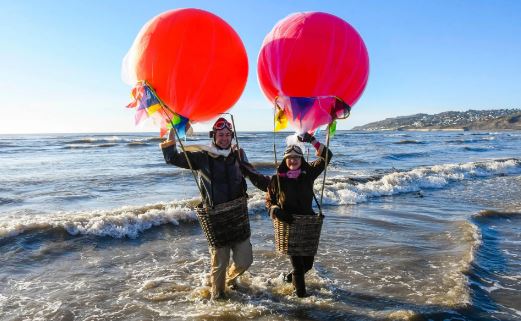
[352,109,521,131]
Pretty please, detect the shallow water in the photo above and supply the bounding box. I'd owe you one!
[1,131,520,320]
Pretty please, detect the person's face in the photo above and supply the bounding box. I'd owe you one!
[285,156,302,170]
[214,128,233,149]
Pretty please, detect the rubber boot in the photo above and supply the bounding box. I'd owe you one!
[283,272,293,283]
[292,273,309,298]
[211,290,227,301]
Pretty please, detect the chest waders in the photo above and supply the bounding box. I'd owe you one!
[165,109,250,248]
[195,150,250,248]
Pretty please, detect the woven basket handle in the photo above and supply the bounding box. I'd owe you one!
[312,192,324,217]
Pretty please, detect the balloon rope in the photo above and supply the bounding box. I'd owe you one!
[319,123,331,215]
[317,96,349,211]
[228,113,241,161]
[273,99,282,208]
[170,125,209,208]
[219,112,247,197]
[147,86,207,208]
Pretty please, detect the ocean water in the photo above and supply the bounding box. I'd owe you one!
[0,131,520,320]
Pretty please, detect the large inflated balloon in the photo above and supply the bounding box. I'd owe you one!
[258,12,369,133]
[123,8,248,122]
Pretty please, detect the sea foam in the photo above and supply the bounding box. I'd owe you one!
[319,158,520,205]
[1,158,519,240]
[0,200,199,240]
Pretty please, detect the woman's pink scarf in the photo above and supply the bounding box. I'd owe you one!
[284,169,301,179]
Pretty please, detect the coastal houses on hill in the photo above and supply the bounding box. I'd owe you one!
[353,109,521,131]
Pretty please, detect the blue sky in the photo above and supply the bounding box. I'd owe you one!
[1,1,520,134]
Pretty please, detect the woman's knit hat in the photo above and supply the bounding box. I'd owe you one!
[283,144,304,158]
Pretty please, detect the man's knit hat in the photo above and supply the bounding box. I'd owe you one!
[212,117,233,131]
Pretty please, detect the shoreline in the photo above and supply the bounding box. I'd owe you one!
[350,128,521,132]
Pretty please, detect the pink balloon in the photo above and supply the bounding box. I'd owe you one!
[258,12,369,110]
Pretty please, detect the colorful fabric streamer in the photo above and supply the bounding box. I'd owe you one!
[329,120,337,138]
[166,113,191,138]
[127,81,191,138]
[274,106,288,131]
[274,95,350,134]
[127,81,162,125]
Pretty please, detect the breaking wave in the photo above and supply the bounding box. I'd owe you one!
[2,158,519,241]
[320,158,521,205]
[63,136,165,148]
[472,209,521,219]
[0,199,200,240]
[393,140,425,145]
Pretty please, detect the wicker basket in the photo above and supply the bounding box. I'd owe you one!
[195,196,250,248]
[273,214,324,256]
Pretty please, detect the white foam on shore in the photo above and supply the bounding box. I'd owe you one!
[0,194,272,241]
[2,158,518,240]
[0,199,199,240]
[444,220,482,306]
[66,136,128,144]
[320,158,520,205]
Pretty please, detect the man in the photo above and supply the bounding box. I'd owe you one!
[160,117,253,300]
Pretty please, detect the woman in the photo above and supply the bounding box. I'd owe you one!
[242,133,332,297]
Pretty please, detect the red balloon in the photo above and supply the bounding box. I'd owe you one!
[258,12,369,108]
[124,9,248,121]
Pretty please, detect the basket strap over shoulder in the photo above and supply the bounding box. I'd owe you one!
[208,155,215,208]
[312,192,323,217]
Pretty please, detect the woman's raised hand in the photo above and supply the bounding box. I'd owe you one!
[297,133,314,143]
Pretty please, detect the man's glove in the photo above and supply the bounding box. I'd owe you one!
[160,129,177,149]
[297,133,315,143]
[269,206,294,224]
[168,128,176,142]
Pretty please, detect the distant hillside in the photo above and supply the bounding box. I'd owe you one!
[352,109,521,131]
